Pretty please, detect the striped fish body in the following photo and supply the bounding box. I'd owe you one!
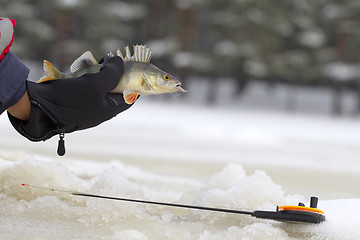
[38,45,186,104]
[46,65,102,80]
[113,61,183,96]
[39,51,102,82]
[113,62,154,94]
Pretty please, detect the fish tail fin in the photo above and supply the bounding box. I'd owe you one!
[38,60,61,83]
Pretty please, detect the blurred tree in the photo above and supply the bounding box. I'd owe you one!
[1,0,359,114]
[319,0,360,115]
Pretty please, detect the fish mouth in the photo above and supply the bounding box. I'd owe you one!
[176,84,187,93]
[173,81,187,93]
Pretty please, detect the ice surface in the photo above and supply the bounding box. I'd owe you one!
[0,158,359,240]
[1,101,360,239]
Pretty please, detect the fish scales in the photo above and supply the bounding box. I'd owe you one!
[38,45,186,104]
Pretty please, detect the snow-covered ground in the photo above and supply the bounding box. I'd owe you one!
[1,99,360,239]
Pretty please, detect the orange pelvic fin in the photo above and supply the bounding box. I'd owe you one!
[123,90,139,104]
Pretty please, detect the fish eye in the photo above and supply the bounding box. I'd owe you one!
[164,75,171,81]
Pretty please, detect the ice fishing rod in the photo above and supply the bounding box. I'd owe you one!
[22,184,325,224]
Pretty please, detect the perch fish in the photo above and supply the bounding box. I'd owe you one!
[38,45,186,104]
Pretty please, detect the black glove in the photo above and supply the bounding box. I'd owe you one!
[8,56,136,156]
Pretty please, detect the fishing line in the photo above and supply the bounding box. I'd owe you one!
[21,183,255,216]
[22,183,325,224]
[127,91,188,156]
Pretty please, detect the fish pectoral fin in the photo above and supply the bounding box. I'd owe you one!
[123,90,139,104]
[38,60,61,83]
[70,51,98,73]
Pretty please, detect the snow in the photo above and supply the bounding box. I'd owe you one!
[244,59,268,77]
[176,0,204,10]
[104,2,147,21]
[56,0,81,9]
[146,38,178,58]
[323,62,360,81]
[0,100,360,239]
[297,30,325,48]
[172,52,212,71]
[214,40,240,57]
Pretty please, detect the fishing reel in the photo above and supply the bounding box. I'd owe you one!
[253,196,325,223]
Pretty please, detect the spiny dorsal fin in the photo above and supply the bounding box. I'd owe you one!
[70,51,98,73]
[116,45,152,63]
[116,48,124,59]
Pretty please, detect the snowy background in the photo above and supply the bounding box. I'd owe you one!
[1,94,360,239]
[1,0,360,239]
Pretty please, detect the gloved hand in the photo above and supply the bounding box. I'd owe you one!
[8,56,136,156]
[0,18,15,61]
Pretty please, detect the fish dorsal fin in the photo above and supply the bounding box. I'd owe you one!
[70,51,98,73]
[116,45,152,63]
